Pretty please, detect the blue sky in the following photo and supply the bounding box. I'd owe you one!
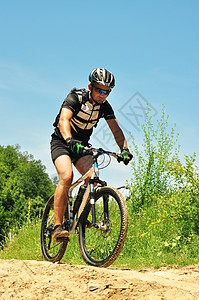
[1,0,198,187]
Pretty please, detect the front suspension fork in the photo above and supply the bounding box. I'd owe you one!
[89,180,96,225]
[89,179,109,227]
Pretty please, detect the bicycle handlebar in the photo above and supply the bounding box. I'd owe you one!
[83,147,123,163]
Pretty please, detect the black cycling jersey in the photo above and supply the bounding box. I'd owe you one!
[53,88,116,143]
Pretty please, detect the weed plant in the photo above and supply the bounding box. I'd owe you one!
[125,105,199,267]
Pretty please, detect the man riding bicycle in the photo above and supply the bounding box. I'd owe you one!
[51,68,133,242]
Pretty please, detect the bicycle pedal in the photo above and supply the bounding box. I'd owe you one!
[56,236,70,242]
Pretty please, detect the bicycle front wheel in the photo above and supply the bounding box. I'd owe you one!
[78,186,128,267]
[41,195,68,262]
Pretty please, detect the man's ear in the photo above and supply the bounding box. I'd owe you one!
[88,84,92,91]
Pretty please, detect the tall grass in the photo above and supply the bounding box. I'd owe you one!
[123,196,199,268]
[0,202,198,269]
[0,220,43,261]
[0,219,83,264]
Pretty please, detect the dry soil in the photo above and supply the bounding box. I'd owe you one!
[0,260,199,299]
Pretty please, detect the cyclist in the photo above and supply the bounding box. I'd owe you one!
[51,68,133,242]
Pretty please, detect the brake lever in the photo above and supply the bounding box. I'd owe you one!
[117,154,123,163]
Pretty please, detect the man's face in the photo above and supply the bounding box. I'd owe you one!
[89,83,111,104]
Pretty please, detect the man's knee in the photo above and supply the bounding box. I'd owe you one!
[58,172,73,187]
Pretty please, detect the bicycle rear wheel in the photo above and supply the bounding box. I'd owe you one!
[78,186,128,267]
[41,195,68,262]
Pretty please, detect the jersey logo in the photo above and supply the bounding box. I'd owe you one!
[81,103,90,112]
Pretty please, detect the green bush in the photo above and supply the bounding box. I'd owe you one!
[0,145,55,245]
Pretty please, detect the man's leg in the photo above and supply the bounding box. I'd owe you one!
[75,155,93,185]
[54,154,73,226]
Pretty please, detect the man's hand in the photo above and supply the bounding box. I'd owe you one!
[120,147,133,165]
[65,138,91,156]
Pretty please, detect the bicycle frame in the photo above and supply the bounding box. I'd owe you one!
[67,156,104,234]
[41,147,129,266]
[64,148,123,234]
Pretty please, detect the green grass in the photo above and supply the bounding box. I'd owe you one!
[1,201,199,270]
[0,220,84,265]
[0,221,43,261]
[121,195,199,269]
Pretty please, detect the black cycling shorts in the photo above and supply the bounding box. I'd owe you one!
[50,133,90,165]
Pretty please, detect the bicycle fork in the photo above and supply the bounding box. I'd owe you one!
[89,179,109,230]
[89,179,96,226]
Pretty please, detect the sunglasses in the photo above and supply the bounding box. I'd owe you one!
[93,86,111,95]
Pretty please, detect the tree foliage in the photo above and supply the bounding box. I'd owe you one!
[0,145,55,244]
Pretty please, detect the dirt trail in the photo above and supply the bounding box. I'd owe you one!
[0,260,199,299]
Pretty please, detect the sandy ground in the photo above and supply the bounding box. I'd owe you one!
[0,260,199,299]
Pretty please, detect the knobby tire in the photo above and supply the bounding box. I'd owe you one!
[78,186,128,267]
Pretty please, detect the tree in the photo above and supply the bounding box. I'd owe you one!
[0,145,55,244]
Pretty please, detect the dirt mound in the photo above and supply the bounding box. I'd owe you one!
[0,259,199,299]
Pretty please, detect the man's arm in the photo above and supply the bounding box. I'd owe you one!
[106,119,128,150]
[59,107,91,156]
[59,107,73,140]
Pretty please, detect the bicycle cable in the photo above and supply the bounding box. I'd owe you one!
[98,153,111,169]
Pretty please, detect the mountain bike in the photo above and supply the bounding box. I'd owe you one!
[40,147,129,268]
